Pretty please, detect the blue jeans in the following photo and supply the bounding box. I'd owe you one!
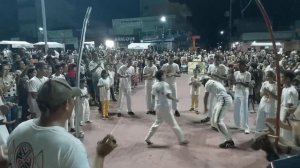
[4,96,19,133]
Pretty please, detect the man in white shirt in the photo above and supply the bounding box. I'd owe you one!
[117,59,135,116]
[161,54,181,117]
[51,64,65,80]
[89,52,104,104]
[28,62,49,118]
[143,56,158,115]
[5,79,117,168]
[201,54,227,124]
[233,60,252,134]
[202,76,235,148]
[145,70,188,145]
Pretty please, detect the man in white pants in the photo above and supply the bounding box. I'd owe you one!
[28,62,49,118]
[143,56,157,115]
[145,70,188,145]
[202,76,235,148]
[201,54,227,124]
[233,60,251,134]
[117,59,135,117]
[265,70,299,141]
[161,54,181,117]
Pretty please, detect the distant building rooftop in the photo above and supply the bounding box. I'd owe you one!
[241,31,297,41]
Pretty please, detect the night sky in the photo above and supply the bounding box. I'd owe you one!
[1,0,300,47]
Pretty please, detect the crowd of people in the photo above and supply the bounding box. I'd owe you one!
[0,45,300,167]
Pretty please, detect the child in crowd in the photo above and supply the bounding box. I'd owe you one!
[255,71,277,136]
[79,79,92,125]
[189,69,201,114]
[98,70,111,119]
[0,99,15,147]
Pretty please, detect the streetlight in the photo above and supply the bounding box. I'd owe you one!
[160,16,166,23]
[160,16,167,39]
[105,39,115,49]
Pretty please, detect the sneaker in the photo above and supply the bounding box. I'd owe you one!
[219,140,235,149]
[112,99,117,102]
[69,128,76,133]
[244,129,250,134]
[145,140,153,145]
[117,113,121,117]
[151,111,156,115]
[194,110,200,115]
[101,117,107,120]
[146,111,152,114]
[200,117,210,123]
[179,140,189,145]
[128,111,135,115]
[174,110,180,117]
[85,120,93,124]
[189,108,194,111]
[211,126,219,132]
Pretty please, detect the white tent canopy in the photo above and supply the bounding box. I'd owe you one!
[34,42,65,48]
[250,41,282,47]
[128,43,152,50]
[0,40,34,48]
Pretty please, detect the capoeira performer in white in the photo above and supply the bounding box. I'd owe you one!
[233,60,251,134]
[264,70,299,141]
[117,58,135,117]
[201,76,235,148]
[201,54,227,124]
[143,56,158,115]
[145,70,189,145]
[255,71,276,136]
[161,54,181,117]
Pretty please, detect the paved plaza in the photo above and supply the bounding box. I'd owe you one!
[82,74,268,168]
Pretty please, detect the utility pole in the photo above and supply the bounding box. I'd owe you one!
[41,0,48,54]
[229,0,232,45]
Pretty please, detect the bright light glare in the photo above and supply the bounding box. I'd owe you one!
[160,16,166,22]
[38,27,43,31]
[105,40,115,48]
[220,30,224,35]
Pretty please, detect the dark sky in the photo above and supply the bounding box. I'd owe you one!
[1,0,300,46]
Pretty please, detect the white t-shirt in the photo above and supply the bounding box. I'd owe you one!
[151,81,172,109]
[118,65,134,89]
[207,64,227,82]
[51,74,66,80]
[234,71,251,96]
[80,87,89,101]
[161,63,180,85]
[260,81,277,104]
[190,76,201,95]
[28,76,49,116]
[97,78,110,101]
[89,60,104,78]
[205,79,228,99]
[0,96,9,146]
[280,85,299,141]
[108,70,115,87]
[143,65,158,83]
[7,119,89,168]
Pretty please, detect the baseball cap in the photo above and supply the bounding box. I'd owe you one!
[37,78,81,109]
[200,75,210,81]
